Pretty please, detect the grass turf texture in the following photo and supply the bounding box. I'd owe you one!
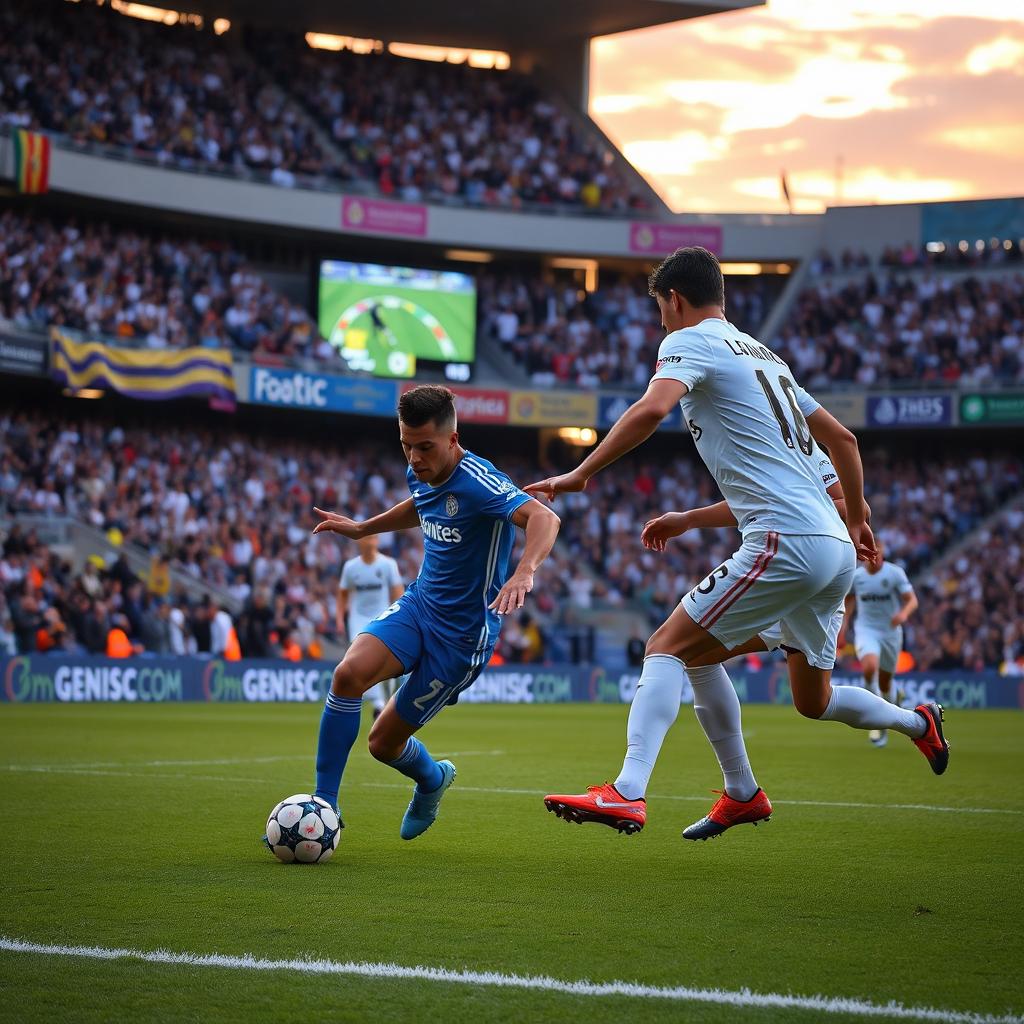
[1,703,1021,1024]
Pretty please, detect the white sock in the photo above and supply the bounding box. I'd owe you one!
[689,664,758,801]
[614,654,684,800]
[820,685,925,737]
[865,672,881,698]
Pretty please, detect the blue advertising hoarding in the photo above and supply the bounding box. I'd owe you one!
[866,393,952,428]
[3,656,1020,709]
[249,365,396,416]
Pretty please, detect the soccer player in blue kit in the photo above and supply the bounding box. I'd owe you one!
[310,385,561,839]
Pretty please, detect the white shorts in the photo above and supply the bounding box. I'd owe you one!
[855,626,903,674]
[684,531,856,671]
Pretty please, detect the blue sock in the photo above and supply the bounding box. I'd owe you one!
[314,694,363,808]
[387,737,444,793]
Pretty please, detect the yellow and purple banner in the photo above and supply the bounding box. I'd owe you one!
[13,130,50,194]
[50,330,235,403]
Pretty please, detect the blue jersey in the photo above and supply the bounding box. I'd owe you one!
[406,451,531,648]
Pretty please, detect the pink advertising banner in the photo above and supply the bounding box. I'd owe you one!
[628,222,723,256]
[341,196,428,238]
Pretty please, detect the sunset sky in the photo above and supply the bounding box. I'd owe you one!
[589,0,1024,214]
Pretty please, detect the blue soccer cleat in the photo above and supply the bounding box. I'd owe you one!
[400,760,457,840]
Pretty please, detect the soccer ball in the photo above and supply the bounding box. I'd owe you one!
[264,794,341,864]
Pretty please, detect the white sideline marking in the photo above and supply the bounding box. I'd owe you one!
[0,937,1019,1023]
[4,751,504,771]
[3,764,1022,817]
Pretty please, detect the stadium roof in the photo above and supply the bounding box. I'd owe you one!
[192,0,764,50]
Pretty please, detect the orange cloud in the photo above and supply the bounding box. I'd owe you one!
[590,2,1024,213]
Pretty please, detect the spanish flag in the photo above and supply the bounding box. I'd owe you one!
[13,130,51,194]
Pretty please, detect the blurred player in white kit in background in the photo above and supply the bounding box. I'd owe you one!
[337,535,405,718]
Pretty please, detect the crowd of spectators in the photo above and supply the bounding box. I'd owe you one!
[0,407,579,659]
[807,239,1024,277]
[0,0,650,211]
[915,505,1024,675]
[0,210,326,360]
[0,0,335,188]
[1,401,1021,670]
[540,446,1023,658]
[252,34,648,212]
[774,269,1024,388]
[479,271,783,389]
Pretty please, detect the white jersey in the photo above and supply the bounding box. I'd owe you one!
[852,562,913,634]
[652,318,847,540]
[339,554,402,632]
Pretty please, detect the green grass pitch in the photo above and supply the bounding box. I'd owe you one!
[1,702,1022,1023]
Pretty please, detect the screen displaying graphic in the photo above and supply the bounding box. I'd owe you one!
[319,260,476,380]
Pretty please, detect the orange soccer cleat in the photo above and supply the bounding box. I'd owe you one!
[544,783,646,835]
[682,788,773,841]
[912,702,950,775]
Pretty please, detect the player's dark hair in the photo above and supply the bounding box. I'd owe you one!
[647,246,725,308]
[398,385,457,431]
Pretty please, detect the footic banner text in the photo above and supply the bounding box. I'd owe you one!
[1,657,1020,708]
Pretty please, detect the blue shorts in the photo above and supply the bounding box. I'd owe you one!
[361,589,493,727]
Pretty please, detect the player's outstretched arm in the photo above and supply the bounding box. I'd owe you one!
[312,498,419,539]
[805,408,876,560]
[641,501,737,551]
[489,500,561,615]
[524,379,686,500]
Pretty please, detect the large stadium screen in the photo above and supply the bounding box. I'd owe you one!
[318,260,476,380]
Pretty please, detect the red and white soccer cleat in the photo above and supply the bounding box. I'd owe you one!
[912,702,949,775]
[544,783,646,835]
[682,788,773,841]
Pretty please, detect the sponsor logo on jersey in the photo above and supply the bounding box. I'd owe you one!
[420,517,463,544]
[656,354,683,370]
[445,493,459,517]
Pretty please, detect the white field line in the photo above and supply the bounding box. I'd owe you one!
[2,763,1022,817]
[0,937,1020,1024]
[3,751,505,771]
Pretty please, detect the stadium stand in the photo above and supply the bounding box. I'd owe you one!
[3,402,1021,670]
[251,32,650,212]
[478,271,783,388]
[773,267,1024,388]
[0,209,327,361]
[0,0,651,211]
[546,448,1024,629]
[0,0,337,188]
[916,505,1024,674]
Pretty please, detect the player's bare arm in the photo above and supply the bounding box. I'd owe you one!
[642,485,862,553]
[892,588,919,628]
[489,499,561,615]
[312,497,419,539]
[641,502,735,552]
[525,379,686,499]
[805,407,876,560]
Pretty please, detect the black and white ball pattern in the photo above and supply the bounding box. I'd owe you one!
[264,794,341,864]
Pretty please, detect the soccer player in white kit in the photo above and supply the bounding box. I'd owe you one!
[841,540,918,748]
[337,535,404,718]
[529,247,949,840]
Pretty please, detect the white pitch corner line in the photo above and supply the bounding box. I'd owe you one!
[0,938,1020,1024]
